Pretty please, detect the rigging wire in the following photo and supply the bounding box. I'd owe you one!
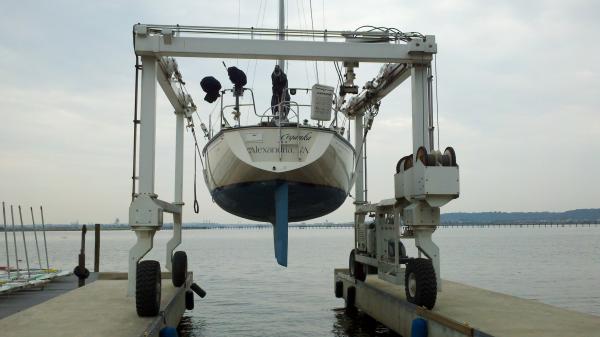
[333,61,344,84]
[321,0,325,28]
[285,0,289,72]
[296,0,311,87]
[236,0,241,66]
[245,0,263,74]
[321,0,326,83]
[245,0,268,124]
[308,0,320,83]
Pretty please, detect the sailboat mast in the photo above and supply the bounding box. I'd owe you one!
[278,0,285,72]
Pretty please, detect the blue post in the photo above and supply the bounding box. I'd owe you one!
[159,326,178,337]
[273,181,288,267]
[411,317,428,337]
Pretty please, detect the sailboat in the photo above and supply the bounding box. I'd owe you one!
[201,2,355,266]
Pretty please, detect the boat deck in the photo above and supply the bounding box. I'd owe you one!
[0,272,190,337]
[334,268,600,337]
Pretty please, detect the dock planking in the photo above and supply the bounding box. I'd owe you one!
[0,272,190,337]
[335,269,600,337]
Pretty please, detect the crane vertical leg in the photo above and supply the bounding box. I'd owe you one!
[166,113,185,271]
[128,229,155,295]
[411,64,431,153]
[354,113,365,205]
[166,215,182,271]
[414,228,441,291]
[128,55,159,296]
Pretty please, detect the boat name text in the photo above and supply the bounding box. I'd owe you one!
[280,132,313,142]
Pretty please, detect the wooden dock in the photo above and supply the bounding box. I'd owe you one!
[334,269,600,337]
[0,272,191,337]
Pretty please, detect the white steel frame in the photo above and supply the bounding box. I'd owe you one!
[128,23,446,295]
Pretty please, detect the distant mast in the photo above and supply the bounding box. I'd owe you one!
[278,0,285,72]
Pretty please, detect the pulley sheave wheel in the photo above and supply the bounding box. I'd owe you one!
[172,251,188,287]
[404,258,437,309]
[416,146,429,165]
[349,249,367,282]
[443,146,457,166]
[403,155,414,171]
[396,155,411,173]
[136,260,162,317]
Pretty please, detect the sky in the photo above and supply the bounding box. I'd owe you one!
[1,0,599,224]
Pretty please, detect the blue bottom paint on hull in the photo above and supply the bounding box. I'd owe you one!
[211,180,347,223]
[211,180,346,266]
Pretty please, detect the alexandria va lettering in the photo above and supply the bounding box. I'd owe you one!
[247,146,310,154]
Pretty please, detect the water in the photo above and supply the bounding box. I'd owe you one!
[4,227,600,336]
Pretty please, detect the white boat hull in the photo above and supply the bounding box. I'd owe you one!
[203,126,355,222]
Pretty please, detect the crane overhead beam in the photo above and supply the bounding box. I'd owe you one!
[155,57,196,115]
[342,63,412,117]
[133,24,436,63]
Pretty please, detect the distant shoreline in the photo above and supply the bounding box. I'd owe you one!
[6,209,599,231]
[9,221,600,232]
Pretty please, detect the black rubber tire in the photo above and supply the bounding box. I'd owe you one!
[136,260,161,317]
[172,251,188,287]
[399,241,407,258]
[346,286,356,308]
[185,290,195,310]
[335,281,343,298]
[405,258,437,309]
[349,249,366,282]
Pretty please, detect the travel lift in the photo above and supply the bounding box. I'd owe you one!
[128,23,459,316]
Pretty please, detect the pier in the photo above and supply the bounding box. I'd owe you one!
[334,269,599,337]
[0,272,191,337]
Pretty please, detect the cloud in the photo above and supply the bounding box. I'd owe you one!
[1,0,599,224]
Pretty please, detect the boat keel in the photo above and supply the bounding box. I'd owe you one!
[273,181,288,267]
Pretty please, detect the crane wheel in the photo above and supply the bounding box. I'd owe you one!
[136,260,161,317]
[349,249,367,282]
[172,251,188,287]
[185,290,195,310]
[405,258,437,309]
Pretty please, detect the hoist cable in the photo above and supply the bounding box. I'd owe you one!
[131,56,141,202]
[188,120,205,214]
[193,144,200,214]
[434,54,440,150]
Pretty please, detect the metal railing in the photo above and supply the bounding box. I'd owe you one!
[213,86,344,161]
